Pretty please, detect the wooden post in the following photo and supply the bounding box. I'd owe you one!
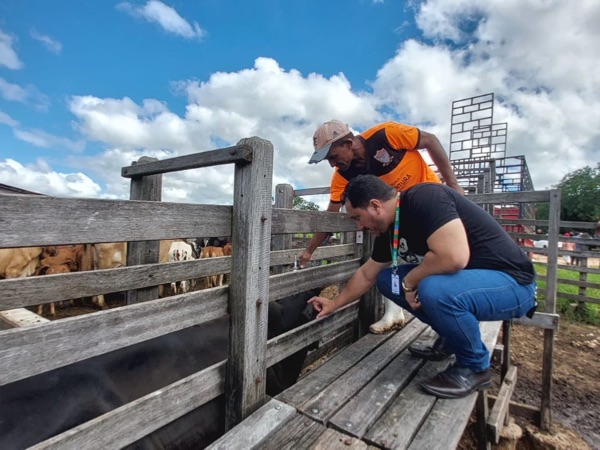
[225,137,273,430]
[358,231,378,337]
[272,184,294,274]
[540,189,560,431]
[126,156,162,304]
[475,390,491,450]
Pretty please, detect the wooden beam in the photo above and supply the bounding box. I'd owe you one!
[487,366,518,443]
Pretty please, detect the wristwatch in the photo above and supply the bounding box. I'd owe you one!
[401,278,416,294]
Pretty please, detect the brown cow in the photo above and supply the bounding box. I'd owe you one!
[37,264,72,316]
[37,245,85,274]
[201,246,225,288]
[0,247,43,280]
[81,243,127,309]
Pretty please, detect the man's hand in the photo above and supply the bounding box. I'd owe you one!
[405,290,421,310]
[299,250,312,269]
[308,295,337,318]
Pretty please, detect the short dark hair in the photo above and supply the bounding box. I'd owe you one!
[342,175,396,208]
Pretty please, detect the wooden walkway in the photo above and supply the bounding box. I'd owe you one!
[208,318,503,450]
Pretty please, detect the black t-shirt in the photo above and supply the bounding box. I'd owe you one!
[371,183,535,284]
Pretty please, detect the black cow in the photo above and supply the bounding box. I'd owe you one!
[0,289,320,449]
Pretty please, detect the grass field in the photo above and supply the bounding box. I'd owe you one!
[534,263,600,324]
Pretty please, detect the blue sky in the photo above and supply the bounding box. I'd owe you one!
[1,0,599,207]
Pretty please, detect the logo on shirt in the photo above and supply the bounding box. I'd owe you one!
[374,148,393,166]
[398,238,422,264]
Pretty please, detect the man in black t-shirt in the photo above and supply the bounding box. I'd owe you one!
[308,175,537,399]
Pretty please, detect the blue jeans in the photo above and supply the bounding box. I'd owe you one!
[377,266,536,372]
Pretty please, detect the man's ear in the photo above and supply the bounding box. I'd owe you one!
[369,199,382,213]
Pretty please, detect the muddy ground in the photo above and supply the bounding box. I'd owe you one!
[459,319,599,450]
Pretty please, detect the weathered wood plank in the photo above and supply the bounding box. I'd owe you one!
[293,187,330,196]
[268,260,359,302]
[487,366,518,443]
[31,361,225,450]
[363,360,450,449]
[269,244,356,268]
[267,302,359,367]
[302,320,428,424]
[259,414,326,449]
[271,208,357,234]
[272,184,294,275]
[276,326,398,408]
[0,196,232,247]
[208,399,296,450]
[513,313,560,330]
[0,288,228,386]
[225,136,273,428]
[309,428,368,449]
[406,321,502,450]
[467,190,551,204]
[126,156,162,304]
[0,308,49,329]
[329,350,425,439]
[0,257,230,309]
[121,145,253,177]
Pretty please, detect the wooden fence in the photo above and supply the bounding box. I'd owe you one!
[0,137,360,448]
[0,139,565,445]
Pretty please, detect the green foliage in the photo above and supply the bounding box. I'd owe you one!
[535,164,600,223]
[293,197,320,211]
[534,263,600,325]
[555,164,600,222]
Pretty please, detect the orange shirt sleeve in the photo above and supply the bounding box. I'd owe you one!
[330,170,348,203]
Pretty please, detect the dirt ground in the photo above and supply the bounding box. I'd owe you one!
[459,320,600,450]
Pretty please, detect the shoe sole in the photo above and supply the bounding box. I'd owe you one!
[420,379,492,399]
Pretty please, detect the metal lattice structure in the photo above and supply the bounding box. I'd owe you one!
[446,93,536,224]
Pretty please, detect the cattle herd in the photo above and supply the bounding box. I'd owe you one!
[0,237,325,449]
[0,237,232,317]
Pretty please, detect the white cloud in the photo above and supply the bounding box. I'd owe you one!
[0,77,50,111]
[0,77,28,102]
[370,0,600,190]
[66,57,380,204]
[13,128,85,152]
[0,159,101,197]
[117,0,206,40]
[0,28,23,70]
[30,29,63,54]
[6,1,600,203]
[0,110,19,127]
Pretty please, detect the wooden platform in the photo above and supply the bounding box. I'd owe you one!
[208,318,503,450]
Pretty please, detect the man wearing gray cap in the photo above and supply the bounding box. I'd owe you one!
[301,120,462,334]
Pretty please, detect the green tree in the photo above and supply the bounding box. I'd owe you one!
[556,164,600,222]
[293,197,320,211]
[536,164,600,223]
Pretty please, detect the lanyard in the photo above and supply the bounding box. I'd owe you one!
[391,192,401,274]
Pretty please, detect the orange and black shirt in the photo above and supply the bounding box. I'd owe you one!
[330,122,441,203]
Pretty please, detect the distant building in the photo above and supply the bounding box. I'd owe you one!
[0,183,44,196]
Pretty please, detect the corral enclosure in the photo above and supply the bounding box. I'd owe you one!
[0,135,581,448]
[0,137,364,448]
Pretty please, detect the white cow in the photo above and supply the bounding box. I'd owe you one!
[168,241,195,294]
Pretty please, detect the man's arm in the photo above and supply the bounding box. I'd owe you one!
[418,130,464,195]
[299,201,342,268]
[308,258,389,318]
[402,218,470,294]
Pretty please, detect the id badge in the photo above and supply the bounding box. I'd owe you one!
[391,273,400,295]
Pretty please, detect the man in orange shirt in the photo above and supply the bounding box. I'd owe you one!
[300,120,463,333]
